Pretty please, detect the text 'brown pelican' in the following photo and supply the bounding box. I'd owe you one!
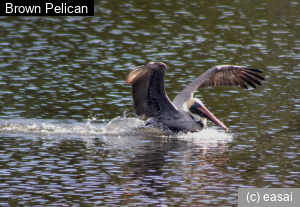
[126,62,265,132]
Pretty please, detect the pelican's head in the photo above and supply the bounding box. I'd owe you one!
[184,98,228,132]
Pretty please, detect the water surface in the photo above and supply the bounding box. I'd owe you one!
[0,0,300,206]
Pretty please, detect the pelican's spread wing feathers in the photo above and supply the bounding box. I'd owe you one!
[126,62,178,118]
[173,65,265,108]
[199,66,265,89]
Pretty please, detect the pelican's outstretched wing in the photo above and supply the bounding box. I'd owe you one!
[126,62,178,118]
[172,65,265,108]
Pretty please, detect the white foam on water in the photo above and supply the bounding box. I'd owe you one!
[0,116,233,147]
[175,127,233,143]
[0,118,106,136]
[104,116,233,146]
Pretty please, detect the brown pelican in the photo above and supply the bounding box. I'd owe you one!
[126,62,265,132]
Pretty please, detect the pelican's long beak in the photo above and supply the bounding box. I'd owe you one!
[197,105,228,132]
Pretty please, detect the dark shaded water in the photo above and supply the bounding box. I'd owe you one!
[0,0,300,206]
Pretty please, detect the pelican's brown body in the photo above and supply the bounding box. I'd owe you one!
[126,62,265,132]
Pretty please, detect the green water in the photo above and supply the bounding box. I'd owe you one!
[0,0,300,206]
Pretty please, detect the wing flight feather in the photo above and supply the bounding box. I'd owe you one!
[173,65,265,108]
[126,62,178,118]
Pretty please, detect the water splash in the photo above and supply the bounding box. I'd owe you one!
[0,116,233,146]
[105,116,233,144]
[105,116,144,133]
[175,127,233,143]
[0,119,105,136]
